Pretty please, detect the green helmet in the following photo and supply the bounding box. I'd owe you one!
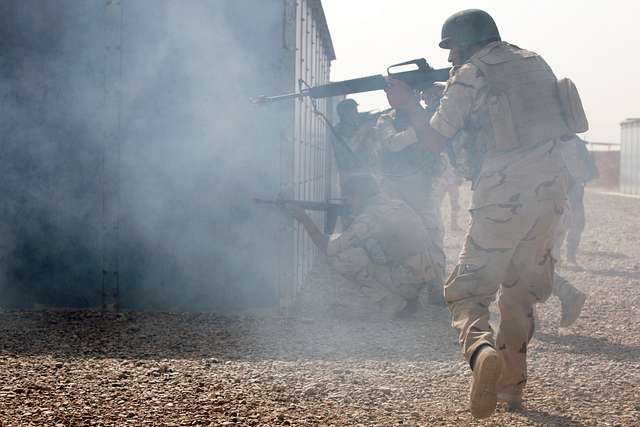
[439,9,501,49]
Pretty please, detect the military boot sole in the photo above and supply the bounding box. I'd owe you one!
[470,347,501,419]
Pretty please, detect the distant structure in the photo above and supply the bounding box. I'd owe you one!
[620,118,640,195]
[585,139,620,190]
[0,0,337,310]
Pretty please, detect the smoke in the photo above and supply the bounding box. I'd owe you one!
[0,0,293,310]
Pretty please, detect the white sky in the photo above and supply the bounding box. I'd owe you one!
[322,0,640,143]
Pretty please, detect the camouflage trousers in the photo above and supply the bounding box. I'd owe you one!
[445,197,565,393]
[328,247,432,318]
[553,182,585,260]
[381,174,446,280]
[433,179,461,218]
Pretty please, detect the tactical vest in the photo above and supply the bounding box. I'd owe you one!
[380,143,437,178]
[379,112,443,178]
[470,42,571,153]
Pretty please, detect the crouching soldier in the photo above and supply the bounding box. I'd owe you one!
[284,174,440,318]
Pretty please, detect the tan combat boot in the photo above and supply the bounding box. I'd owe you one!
[470,346,502,418]
[554,274,587,327]
[560,287,587,327]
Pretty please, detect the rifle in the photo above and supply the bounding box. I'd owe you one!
[253,197,350,234]
[358,109,393,124]
[252,59,451,104]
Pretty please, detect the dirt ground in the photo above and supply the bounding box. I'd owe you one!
[1,188,639,426]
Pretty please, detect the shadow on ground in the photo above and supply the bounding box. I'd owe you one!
[521,409,588,427]
[536,332,640,362]
[562,263,640,279]
[580,250,629,260]
[580,268,640,279]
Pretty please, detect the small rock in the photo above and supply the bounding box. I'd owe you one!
[302,384,319,396]
[378,387,393,395]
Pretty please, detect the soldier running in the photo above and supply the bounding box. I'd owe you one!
[384,9,587,417]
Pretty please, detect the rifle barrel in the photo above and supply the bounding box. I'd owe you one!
[253,198,343,211]
[252,92,305,105]
[252,198,281,205]
[253,65,452,104]
[307,75,387,98]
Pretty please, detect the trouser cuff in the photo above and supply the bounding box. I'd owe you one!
[466,340,495,369]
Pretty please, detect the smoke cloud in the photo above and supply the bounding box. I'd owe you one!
[0,0,294,310]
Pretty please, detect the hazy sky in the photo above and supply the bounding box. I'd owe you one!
[323,0,640,143]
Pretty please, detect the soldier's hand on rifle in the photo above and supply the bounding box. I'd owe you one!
[384,78,420,111]
[421,83,445,107]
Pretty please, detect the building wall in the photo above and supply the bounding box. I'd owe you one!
[0,0,336,310]
[0,2,107,307]
[286,0,335,302]
[620,119,640,195]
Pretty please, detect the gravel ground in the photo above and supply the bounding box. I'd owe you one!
[1,188,639,426]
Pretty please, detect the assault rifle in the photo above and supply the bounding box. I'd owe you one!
[253,197,350,234]
[358,109,393,124]
[252,59,451,104]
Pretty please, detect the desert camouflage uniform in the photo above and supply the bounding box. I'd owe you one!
[334,117,379,175]
[431,41,569,395]
[332,118,380,228]
[552,135,597,262]
[326,192,438,317]
[374,111,446,282]
[433,156,463,230]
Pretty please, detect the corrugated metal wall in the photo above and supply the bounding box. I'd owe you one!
[620,119,640,195]
[283,0,335,302]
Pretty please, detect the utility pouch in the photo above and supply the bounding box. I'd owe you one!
[557,78,589,133]
[487,93,519,152]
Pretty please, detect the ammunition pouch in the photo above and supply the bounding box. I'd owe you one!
[448,129,486,183]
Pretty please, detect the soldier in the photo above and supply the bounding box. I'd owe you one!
[333,98,379,174]
[385,9,582,417]
[548,135,596,328]
[284,174,439,318]
[374,92,446,305]
[554,135,599,265]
